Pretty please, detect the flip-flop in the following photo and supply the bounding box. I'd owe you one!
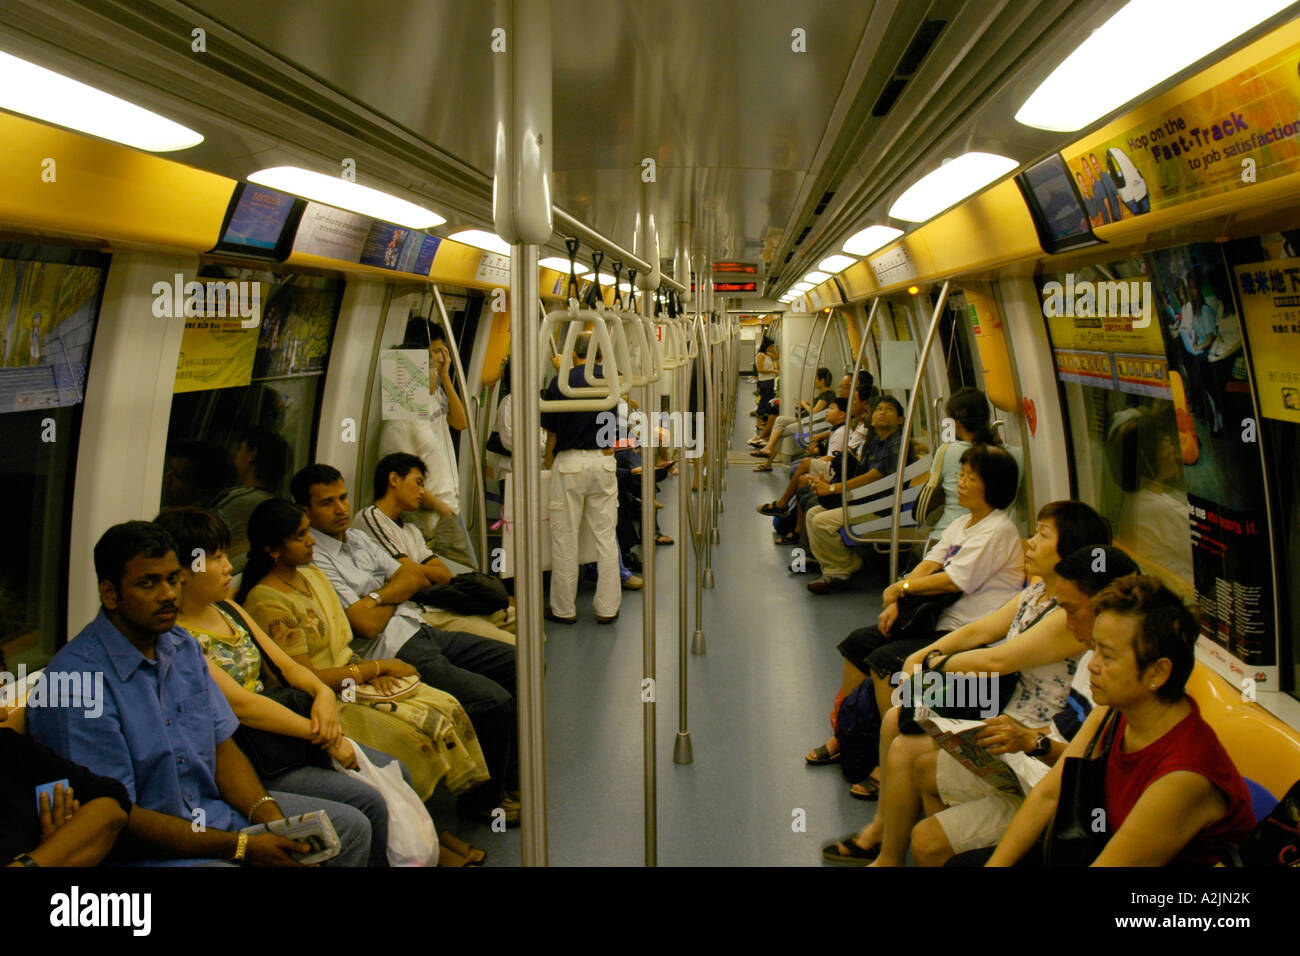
[440,831,486,865]
[849,778,881,801]
[775,531,799,544]
[804,744,840,765]
[821,834,881,865]
[757,501,785,516]
[754,463,773,472]
[655,535,674,546]
[750,450,771,458]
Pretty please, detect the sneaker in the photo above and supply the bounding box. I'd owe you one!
[597,612,619,625]
[622,574,644,590]
[544,608,577,625]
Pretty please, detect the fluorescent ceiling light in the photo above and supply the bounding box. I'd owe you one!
[0,50,203,151]
[791,282,814,292]
[843,225,903,256]
[819,255,857,273]
[249,166,444,228]
[539,257,589,274]
[1016,0,1292,132]
[888,153,1019,223]
[803,271,831,284]
[449,229,510,255]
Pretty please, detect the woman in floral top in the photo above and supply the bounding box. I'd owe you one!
[824,500,1116,865]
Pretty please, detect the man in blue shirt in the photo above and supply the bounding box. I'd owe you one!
[27,521,371,866]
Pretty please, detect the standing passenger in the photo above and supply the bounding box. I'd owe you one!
[378,316,475,567]
[541,331,621,625]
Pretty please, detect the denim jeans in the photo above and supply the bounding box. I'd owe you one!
[188,790,370,867]
[264,743,413,867]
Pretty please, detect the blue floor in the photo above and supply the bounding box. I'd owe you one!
[447,378,888,865]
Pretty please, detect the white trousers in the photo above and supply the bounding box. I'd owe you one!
[548,449,621,618]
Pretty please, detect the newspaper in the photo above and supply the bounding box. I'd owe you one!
[241,810,341,864]
[913,706,1049,796]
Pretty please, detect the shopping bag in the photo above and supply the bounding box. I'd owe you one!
[336,739,440,867]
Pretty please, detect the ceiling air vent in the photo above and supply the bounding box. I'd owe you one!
[784,252,794,263]
[872,19,946,118]
[814,191,834,215]
[796,226,811,245]
[896,20,945,77]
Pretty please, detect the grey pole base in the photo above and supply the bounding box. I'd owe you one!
[718,498,724,514]
[691,629,707,655]
[673,732,693,765]
[713,527,721,544]
[702,568,714,589]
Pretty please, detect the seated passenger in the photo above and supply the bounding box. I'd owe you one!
[755,395,849,528]
[987,575,1255,866]
[805,445,1024,775]
[926,387,1006,536]
[27,522,373,866]
[155,506,430,868]
[236,499,491,806]
[829,533,1131,867]
[2,716,129,867]
[802,395,910,594]
[287,465,520,825]
[353,453,517,643]
[750,366,836,468]
[210,424,290,567]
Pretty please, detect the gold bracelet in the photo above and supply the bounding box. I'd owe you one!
[233,831,249,862]
[246,793,276,821]
[349,663,361,684]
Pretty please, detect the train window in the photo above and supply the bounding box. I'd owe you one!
[161,268,344,569]
[0,247,108,671]
[1042,240,1280,684]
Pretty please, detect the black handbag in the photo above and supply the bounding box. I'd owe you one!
[1043,707,1121,866]
[218,601,332,779]
[889,590,963,644]
[413,571,510,616]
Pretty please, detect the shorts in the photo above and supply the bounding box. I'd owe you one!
[836,624,944,679]
[932,750,1024,855]
[808,457,832,482]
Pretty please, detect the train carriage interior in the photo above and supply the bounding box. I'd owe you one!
[3,0,1300,881]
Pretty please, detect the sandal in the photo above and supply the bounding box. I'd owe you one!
[655,534,674,546]
[804,743,840,765]
[821,834,881,865]
[440,831,486,865]
[775,531,799,545]
[757,501,785,516]
[849,778,881,801]
[753,462,773,472]
[750,450,771,458]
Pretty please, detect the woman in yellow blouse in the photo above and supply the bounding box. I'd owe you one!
[233,499,489,803]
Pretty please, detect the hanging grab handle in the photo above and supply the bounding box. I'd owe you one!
[564,237,581,301]
[610,260,624,310]
[583,250,605,309]
[539,299,624,411]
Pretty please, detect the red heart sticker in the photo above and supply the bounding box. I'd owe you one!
[1024,397,1037,437]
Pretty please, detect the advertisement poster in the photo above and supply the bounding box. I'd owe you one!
[292,202,371,262]
[1144,244,1275,673]
[359,224,441,275]
[1234,254,1300,423]
[379,349,431,421]
[0,260,102,413]
[253,278,341,379]
[1062,37,1300,222]
[173,289,260,394]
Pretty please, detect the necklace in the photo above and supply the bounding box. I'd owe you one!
[273,567,312,598]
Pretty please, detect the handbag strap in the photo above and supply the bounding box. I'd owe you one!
[927,442,948,489]
[1083,707,1120,761]
[218,599,290,689]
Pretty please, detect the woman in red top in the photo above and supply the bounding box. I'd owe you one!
[988,575,1255,866]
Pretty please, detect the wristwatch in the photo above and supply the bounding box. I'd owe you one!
[1028,734,1052,758]
[367,591,383,605]
[10,853,39,867]
[900,579,911,594]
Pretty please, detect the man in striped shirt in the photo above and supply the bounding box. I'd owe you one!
[352,452,516,646]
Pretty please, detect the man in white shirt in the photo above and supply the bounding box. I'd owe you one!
[377,318,475,567]
[353,452,516,645]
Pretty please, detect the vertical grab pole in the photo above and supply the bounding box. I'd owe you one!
[674,221,694,762]
[493,0,552,866]
[635,206,660,867]
[689,309,711,654]
[430,284,489,571]
[888,281,950,582]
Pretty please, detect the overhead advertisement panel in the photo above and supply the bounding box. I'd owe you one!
[1061,34,1300,223]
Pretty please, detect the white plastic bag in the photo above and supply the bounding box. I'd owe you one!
[335,739,439,867]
